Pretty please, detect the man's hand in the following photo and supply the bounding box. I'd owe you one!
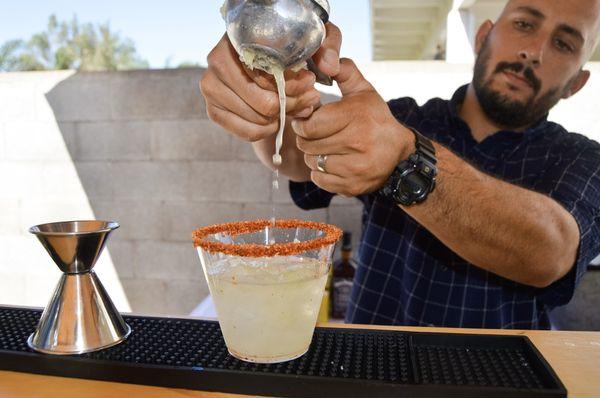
[199,23,342,143]
[292,58,414,197]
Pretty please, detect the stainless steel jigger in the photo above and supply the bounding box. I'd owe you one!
[27,220,131,355]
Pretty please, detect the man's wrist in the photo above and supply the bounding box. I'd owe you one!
[397,125,417,163]
[379,126,438,206]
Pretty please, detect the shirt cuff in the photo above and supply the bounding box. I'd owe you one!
[289,180,335,210]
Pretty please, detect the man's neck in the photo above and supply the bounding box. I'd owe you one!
[459,84,526,142]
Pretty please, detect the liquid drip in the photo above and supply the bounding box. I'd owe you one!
[272,68,286,166]
[235,49,286,229]
[270,169,279,230]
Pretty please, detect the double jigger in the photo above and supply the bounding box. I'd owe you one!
[28,220,130,355]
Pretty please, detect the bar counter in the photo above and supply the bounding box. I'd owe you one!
[1,322,599,398]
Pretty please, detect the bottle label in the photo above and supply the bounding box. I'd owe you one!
[332,279,353,318]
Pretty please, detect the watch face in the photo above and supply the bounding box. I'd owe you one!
[402,172,428,197]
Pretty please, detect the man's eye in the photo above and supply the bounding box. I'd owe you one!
[554,38,574,53]
[514,20,533,31]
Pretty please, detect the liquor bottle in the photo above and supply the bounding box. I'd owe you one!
[317,262,333,323]
[331,231,356,319]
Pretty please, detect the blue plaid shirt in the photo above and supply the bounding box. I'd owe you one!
[290,85,600,329]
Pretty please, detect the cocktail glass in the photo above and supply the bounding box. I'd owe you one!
[193,219,342,363]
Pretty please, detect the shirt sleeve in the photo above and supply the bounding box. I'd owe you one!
[289,180,335,210]
[533,138,600,307]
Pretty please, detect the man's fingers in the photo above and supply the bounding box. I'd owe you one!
[335,58,374,97]
[210,37,320,117]
[310,170,347,194]
[206,103,279,142]
[201,72,276,126]
[291,101,351,140]
[303,153,345,177]
[246,68,318,97]
[312,22,342,77]
[296,131,351,156]
[288,89,321,113]
[290,106,314,118]
[208,36,283,117]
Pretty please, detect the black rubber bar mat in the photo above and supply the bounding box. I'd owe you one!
[0,306,566,397]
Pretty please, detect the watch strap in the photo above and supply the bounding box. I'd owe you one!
[379,126,438,205]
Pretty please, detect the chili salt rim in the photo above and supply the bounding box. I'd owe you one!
[192,219,342,257]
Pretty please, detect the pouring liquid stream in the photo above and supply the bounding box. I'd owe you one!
[270,67,285,234]
[235,51,287,240]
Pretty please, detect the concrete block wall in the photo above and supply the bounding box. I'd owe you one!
[1,63,599,327]
[0,68,361,316]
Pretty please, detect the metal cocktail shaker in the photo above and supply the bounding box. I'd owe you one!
[222,0,332,84]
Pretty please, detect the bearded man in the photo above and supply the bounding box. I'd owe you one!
[200,0,600,329]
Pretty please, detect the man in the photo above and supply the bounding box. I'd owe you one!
[200,0,600,329]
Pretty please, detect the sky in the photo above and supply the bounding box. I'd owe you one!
[0,0,372,68]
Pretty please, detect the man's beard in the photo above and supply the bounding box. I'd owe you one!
[472,36,569,129]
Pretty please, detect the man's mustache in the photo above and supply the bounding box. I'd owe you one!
[494,62,541,93]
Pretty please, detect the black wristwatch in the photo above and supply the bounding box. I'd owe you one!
[379,127,437,206]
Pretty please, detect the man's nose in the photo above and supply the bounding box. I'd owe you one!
[518,39,544,68]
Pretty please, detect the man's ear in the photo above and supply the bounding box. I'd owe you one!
[474,20,494,55]
[562,69,590,99]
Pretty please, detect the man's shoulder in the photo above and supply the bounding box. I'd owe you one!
[387,95,450,124]
[540,121,600,156]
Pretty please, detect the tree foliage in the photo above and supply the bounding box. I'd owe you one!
[0,15,148,72]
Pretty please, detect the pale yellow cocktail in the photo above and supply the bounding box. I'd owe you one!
[207,257,328,362]
[193,219,342,363]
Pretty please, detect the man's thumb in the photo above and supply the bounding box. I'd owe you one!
[334,58,374,97]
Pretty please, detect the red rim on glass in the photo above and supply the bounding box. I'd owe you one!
[192,219,343,257]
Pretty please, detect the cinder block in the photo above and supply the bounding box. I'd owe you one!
[44,73,113,122]
[330,195,362,207]
[23,276,60,307]
[0,79,36,123]
[107,161,189,201]
[150,120,232,161]
[233,139,262,162]
[550,271,600,330]
[4,121,72,161]
[0,273,26,306]
[272,175,297,204]
[0,236,55,281]
[19,199,94,233]
[34,70,76,122]
[0,199,20,235]
[327,203,363,247]
[241,203,327,223]
[68,162,115,200]
[161,201,243,242]
[0,161,45,199]
[164,279,210,316]
[120,278,168,315]
[110,69,206,120]
[189,161,271,203]
[133,241,203,281]
[91,200,164,241]
[0,123,5,159]
[40,161,93,201]
[101,239,136,279]
[74,121,152,161]
[57,122,78,158]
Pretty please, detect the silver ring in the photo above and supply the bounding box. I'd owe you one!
[316,155,328,173]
